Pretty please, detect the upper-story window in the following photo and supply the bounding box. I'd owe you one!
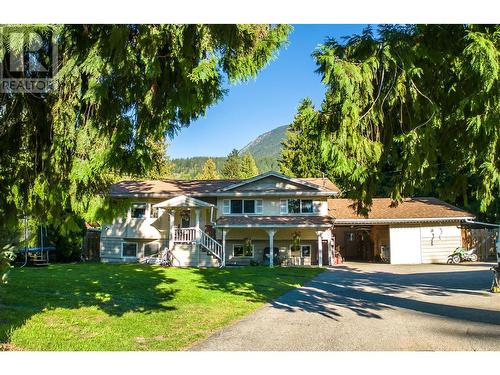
[280,199,315,214]
[223,199,263,214]
[130,203,147,218]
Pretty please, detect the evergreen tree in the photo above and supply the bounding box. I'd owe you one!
[289,25,500,220]
[197,158,219,180]
[280,98,328,179]
[221,149,243,179]
[240,153,259,178]
[0,24,290,281]
[142,141,174,180]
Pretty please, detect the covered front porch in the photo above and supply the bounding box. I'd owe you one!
[215,216,334,267]
[153,195,223,266]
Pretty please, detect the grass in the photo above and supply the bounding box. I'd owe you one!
[0,263,324,351]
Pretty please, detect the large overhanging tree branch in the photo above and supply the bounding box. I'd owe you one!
[0,24,291,281]
[283,25,500,219]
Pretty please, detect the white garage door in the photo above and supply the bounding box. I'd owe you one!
[389,227,422,264]
[420,225,461,263]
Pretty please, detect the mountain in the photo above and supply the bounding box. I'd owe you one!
[171,125,289,178]
[240,124,288,159]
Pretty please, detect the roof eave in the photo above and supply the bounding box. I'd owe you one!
[110,191,338,198]
[215,223,332,228]
[333,216,475,225]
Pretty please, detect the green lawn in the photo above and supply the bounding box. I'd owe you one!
[0,263,323,351]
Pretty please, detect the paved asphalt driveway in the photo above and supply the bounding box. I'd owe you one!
[190,262,500,351]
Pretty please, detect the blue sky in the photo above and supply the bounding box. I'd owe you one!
[168,24,368,159]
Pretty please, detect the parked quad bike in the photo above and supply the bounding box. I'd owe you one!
[447,247,478,264]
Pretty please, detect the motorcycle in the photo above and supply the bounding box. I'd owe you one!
[447,247,478,264]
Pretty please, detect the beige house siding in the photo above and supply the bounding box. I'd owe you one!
[170,244,219,267]
[101,199,214,241]
[101,198,168,240]
[101,238,167,262]
[420,224,462,263]
[101,237,123,260]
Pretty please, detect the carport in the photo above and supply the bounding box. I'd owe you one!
[329,198,475,264]
[332,225,389,262]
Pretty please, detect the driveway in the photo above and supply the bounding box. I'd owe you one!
[190,262,500,351]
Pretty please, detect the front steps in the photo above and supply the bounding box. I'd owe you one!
[170,243,219,267]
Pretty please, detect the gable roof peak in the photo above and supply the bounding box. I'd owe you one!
[220,171,328,192]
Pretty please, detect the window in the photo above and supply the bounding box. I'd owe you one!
[301,200,313,213]
[224,199,263,214]
[122,242,137,257]
[288,199,300,213]
[255,200,263,214]
[230,200,243,214]
[223,200,230,214]
[144,242,160,257]
[289,244,311,257]
[233,244,254,257]
[243,200,255,214]
[130,203,147,219]
[281,199,316,214]
[280,199,288,214]
[301,245,311,257]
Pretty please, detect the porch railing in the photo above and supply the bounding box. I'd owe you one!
[199,229,223,262]
[172,227,223,266]
[173,227,197,243]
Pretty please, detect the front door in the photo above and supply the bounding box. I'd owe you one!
[181,210,191,228]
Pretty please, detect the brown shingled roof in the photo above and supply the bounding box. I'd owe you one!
[329,197,475,223]
[109,179,240,197]
[110,176,339,197]
[216,215,334,227]
[301,178,340,193]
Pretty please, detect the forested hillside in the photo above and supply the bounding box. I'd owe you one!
[171,125,288,178]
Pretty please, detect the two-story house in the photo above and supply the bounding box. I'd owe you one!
[101,171,475,266]
[101,171,339,267]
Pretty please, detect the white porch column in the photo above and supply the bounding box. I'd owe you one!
[266,229,276,267]
[195,208,201,241]
[222,228,228,267]
[327,238,332,266]
[168,210,175,251]
[316,230,324,267]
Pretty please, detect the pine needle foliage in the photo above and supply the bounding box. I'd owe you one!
[197,158,219,180]
[0,24,291,280]
[282,25,500,219]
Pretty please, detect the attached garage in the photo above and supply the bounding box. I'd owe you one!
[389,224,463,264]
[420,225,462,263]
[389,226,422,264]
[329,197,475,265]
